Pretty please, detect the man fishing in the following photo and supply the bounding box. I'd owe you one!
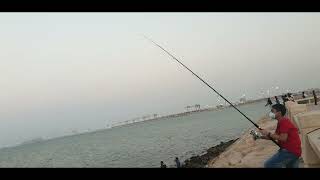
[274,96,280,104]
[143,35,281,149]
[259,104,301,168]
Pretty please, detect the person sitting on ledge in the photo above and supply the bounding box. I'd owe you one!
[160,161,167,168]
[287,93,295,102]
[259,104,301,168]
[265,98,273,107]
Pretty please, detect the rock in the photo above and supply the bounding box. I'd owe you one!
[182,138,238,168]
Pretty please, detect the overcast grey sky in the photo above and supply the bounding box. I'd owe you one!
[1,13,320,147]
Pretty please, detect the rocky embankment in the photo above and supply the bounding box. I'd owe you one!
[181,139,238,168]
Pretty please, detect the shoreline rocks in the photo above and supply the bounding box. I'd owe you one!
[181,138,238,168]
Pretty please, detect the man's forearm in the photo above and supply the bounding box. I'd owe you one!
[261,133,279,141]
[270,133,281,141]
[260,135,270,140]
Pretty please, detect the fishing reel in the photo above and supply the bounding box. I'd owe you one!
[250,130,263,140]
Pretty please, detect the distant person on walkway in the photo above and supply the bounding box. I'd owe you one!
[275,96,280,104]
[313,90,318,105]
[174,157,181,168]
[281,95,288,105]
[302,92,306,99]
[259,104,301,168]
[265,98,273,107]
[160,161,167,168]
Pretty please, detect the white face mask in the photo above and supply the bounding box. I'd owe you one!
[269,112,276,119]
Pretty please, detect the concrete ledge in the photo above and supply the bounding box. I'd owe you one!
[307,128,320,159]
[295,111,320,165]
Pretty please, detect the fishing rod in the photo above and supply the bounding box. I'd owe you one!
[143,35,280,148]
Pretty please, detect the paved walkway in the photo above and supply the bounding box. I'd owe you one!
[307,104,320,111]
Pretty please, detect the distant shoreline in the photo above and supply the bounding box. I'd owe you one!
[110,98,267,129]
[111,88,320,129]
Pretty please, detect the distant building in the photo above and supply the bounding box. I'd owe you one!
[216,105,224,109]
[185,104,201,112]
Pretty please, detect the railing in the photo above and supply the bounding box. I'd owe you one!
[296,97,320,105]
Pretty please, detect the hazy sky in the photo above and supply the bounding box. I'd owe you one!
[1,13,320,147]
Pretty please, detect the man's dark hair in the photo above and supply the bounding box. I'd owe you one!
[272,104,287,116]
